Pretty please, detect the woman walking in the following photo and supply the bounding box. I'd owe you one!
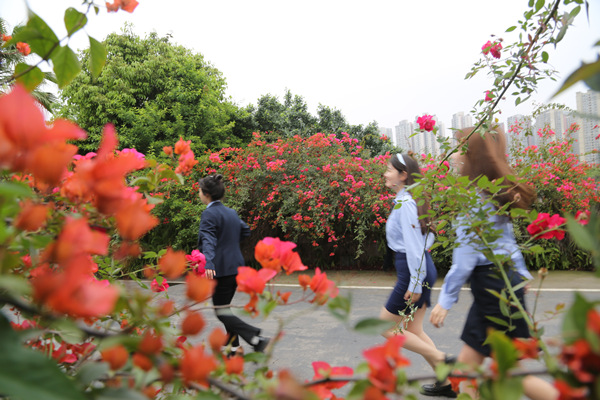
[381,153,455,398]
[429,127,558,399]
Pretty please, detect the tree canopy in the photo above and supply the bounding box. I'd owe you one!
[57,25,251,155]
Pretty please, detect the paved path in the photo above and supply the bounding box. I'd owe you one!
[138,270,600,399]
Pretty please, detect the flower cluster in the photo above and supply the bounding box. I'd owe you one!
[416,114,436,132]
[482,40,503,59]
[526,212,567,240]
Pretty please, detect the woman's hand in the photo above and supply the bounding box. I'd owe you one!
[205,269,215,279]
[429,304,449,328]
[404,290,421,304]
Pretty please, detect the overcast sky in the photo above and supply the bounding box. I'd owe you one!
[2,0,598,130]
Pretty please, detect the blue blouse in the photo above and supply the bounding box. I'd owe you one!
[386,189,434,294]
[437,199,533,310]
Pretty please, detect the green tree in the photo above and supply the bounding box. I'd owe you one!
[57,25,251,155]
[0,18,59,113]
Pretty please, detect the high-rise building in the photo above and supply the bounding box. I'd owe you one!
[451,112,473,130]
[393,120,413,150]
[378,127,393,140]
[575,90,600,164]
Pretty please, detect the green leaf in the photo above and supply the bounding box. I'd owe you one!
[15,63,45,91]
[534,0,545,13]
[0,181,33,198]
[74,361,110,387]
[566,215,596,251]
[48,319,85,344]
[93,387,148,400]
[328,294,351,322]
[51,45,81,88]
[0,275,32,297]
[0,314,87,400]
[506,26,517,32]
[562,292,595,343]
[89,36,106,80]
[553,57,600,97]
[486,330,518,375]
[353,318,395,335]
[541,51,549,63]
[64,8,87,36]
[485,316,510,327]
[13,12,59,59]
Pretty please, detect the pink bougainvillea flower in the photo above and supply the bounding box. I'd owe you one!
[309,361,353,398]
[416,114,435,132]
[236,266,277,295]
[363,335,410,393]
[186,249,206,275]
[151,277,169,292]
[526,213,567,240]
[575,210,590,225]
[254,237,308,274]
[482,40,502,59]
[485,90,494,102]
[16,42,31,56]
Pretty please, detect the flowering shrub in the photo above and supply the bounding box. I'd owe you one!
[205,131,394,268]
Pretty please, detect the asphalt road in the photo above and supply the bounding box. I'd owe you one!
[155,270,600,399]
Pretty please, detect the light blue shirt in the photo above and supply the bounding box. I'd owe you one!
[437,199,533,310]
[386,189,433,294]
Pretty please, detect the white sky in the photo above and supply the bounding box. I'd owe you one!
[1,0,599,130]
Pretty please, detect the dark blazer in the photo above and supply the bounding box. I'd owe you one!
[197,201,251,277]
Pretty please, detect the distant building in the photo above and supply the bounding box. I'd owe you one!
[506,114,534,151]
[451,112,473,130]
[575,90,600,164]
[378,127,393,140]
[393,120,413,150]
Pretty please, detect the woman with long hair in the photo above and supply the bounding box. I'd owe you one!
[382,153,455,398]
[429,127,558,399]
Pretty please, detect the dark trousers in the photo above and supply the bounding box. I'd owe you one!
[212,275,260,347]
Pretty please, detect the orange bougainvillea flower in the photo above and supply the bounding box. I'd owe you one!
[181,311,205,336]
[208,327,228,354]
[43,217,109,264]
[254,237,308,274]
[186,273,215,303]
[101,345,129,370]
[115,196,158,240]
[309,268,339,304]
[174,137,192,155]
[236,266,277,295]
[0,85,86,186]
[14,200,51,231]
[158,247,186,279]
[298,274,311,289]
[138,330,164,355]
[162,146,173,156]
[132,352,153,371]
[513,338,540,360]
[225,355,244,375]
[180,345,217,387]
[310,361,353,398]
[363,335,410,393]
[105,0,139,13]
[16,42,31,56]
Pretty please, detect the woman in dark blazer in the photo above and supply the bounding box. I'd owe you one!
[197,174,269,355]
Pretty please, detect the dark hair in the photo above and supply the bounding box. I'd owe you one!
[390,153,432,235]
[455,126,535,210]
[199,174,225,201]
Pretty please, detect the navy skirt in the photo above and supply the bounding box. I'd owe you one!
[385,251,437,314]
[461,264,531,357]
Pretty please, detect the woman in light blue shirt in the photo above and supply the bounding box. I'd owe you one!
[381,153,455,398]
[429,127,558,400]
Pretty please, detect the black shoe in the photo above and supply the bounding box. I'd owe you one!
[253,336,270,353]
[420,382,457,398]
[444,353,457,365]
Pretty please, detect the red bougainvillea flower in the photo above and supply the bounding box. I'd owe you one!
[513,338,540,360]
[16,42,31,56]
[181,345,217,387]
[363,335,410,393]
[363,385,390,400]
[185,273,215,303]
[151,277,169,292]
[106,0,139,13]
[255,237,308,274]
[416,115,435,132]
[554,379,588,400]
[309,268,339,304]
[309,361,353,398]
[560,338,600,383]
[186,249,206,276]
[1,34,12,42]
[101,345,129,370]
[587,309,600,336]
[14,199,51,231]
[0,85,86,186]
[298,274,311,290]
[158,247,187,279]
[138,330,164,355]
[208,327,228,354]
[526,213,567,240]
[236,266,277,295]
[575,210,590,225]
[132,352,153,371]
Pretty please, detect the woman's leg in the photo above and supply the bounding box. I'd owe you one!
[380,306,445,370]
[522,375,558,400]
[405,305,437,348]
[456,344,485,398]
